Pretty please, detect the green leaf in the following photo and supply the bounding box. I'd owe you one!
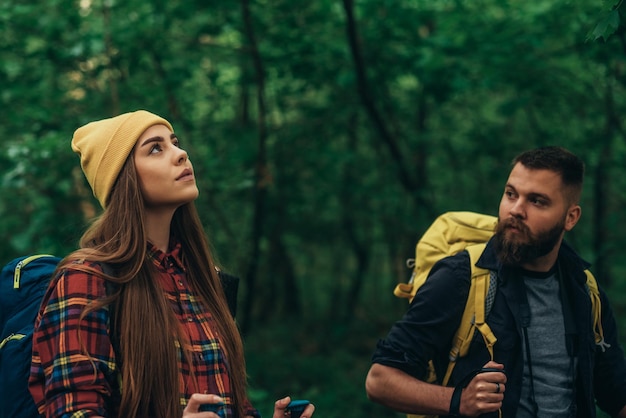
[587,9,621,41]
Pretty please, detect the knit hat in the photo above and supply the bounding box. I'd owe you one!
[71,110,173,208]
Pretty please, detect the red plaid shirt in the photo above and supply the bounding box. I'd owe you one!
[29,241,259,417]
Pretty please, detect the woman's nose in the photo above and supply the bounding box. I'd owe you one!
[176,148,188,164]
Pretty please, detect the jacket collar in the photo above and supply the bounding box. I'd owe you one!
[475,237,591,284]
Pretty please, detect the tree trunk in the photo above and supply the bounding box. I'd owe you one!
[593,82,621,287]
[341,0,410,187]
[102,3,119,114]
[341,113,369,320]
[240,0,269,334]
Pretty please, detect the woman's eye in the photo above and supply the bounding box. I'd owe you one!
[173,139,181,148]
[149,144,163,154]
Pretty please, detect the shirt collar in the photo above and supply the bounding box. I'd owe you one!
[146,238,185,270]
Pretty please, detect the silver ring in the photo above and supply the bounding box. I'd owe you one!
[495,382,500,393]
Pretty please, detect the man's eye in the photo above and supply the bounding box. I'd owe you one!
[531,198,546,206]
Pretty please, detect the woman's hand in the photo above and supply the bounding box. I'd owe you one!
[272,396,315,418]
[183,393,224,417]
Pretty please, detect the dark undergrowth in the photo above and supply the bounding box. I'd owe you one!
[244,316,405,418]
[244,314,619,418]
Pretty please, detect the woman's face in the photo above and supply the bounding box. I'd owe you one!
[133,124,199,210]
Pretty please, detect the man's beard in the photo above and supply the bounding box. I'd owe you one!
[493,216,565,266]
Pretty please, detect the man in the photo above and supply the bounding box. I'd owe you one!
[366,146,626,417]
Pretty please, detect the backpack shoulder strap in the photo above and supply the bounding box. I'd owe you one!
[584,270,610,352]
[217,270,239,318]
[466,244,497,329]
[442,243,497,385]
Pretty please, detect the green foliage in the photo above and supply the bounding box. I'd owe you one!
[244,318,405,418]
[0,130,88,257]
[588,9,622,41]
[587,0,625,41]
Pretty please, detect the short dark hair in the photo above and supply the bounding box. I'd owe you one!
[512,146,584,203]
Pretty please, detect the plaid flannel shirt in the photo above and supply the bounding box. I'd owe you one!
[29,241,259,418]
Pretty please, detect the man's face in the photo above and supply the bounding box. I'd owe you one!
[493,212,566,266]
[494,163,580,267]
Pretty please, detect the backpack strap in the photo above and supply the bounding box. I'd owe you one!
[216,269,239,318]
[584,270,610,352]
[442,243,497,386]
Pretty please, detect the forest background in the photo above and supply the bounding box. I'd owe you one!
[2,0,626,416]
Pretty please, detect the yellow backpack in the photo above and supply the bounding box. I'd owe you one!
[393,211,606,418]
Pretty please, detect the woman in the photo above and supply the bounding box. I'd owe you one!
[29,110,314,418]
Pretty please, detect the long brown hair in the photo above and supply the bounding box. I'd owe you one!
[65,156,247,418]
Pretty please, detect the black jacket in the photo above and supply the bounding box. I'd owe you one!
[372,238,626,417]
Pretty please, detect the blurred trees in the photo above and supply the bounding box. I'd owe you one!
[2,0,626,342]
[3,1,626,415]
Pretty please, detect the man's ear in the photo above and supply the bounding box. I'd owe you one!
[564,205,581,232]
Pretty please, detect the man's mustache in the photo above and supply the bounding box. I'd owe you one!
[500,217,530,235]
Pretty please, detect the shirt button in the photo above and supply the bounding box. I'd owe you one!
[178,280,184,286]
[187,317,193,322]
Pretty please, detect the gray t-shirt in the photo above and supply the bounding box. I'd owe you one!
[516,271,576,418]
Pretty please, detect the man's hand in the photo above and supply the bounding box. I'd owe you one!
[459,361,506,417]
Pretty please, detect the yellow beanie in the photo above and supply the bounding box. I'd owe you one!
[71,110,173,208]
